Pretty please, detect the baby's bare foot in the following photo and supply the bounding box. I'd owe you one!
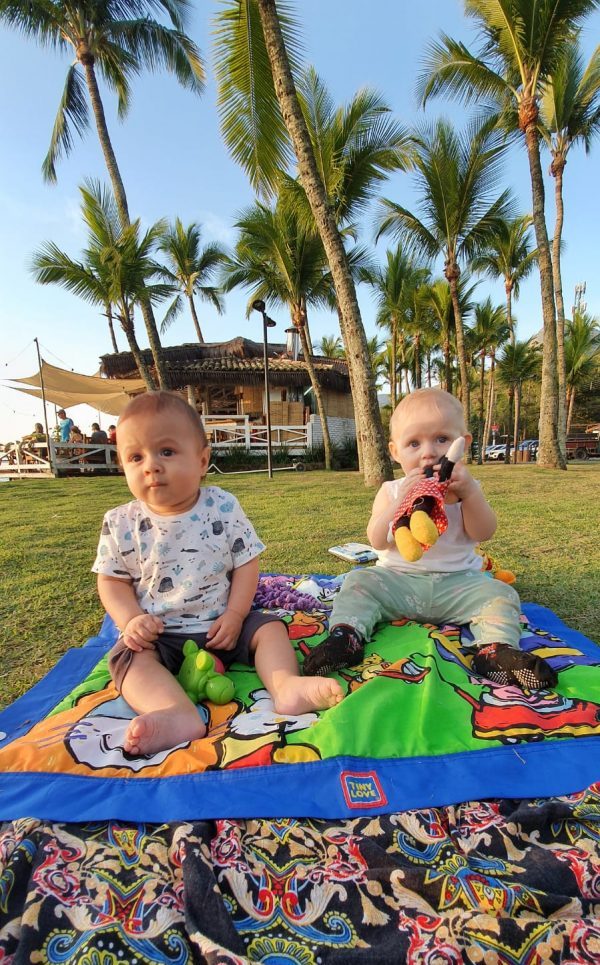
[273,675,344,716]
[123,709,206,756]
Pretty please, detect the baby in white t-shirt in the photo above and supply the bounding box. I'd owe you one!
[94,391,342,756]
[304,389,556,692]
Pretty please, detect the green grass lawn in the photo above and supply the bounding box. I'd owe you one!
[1,463,599,709]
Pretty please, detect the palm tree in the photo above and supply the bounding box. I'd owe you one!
[376,116,512,432]
[540,38,600,457]
[471,216,538,345]
[418,0,598,468]
[497,340,542,463]
[157,219,227,342]
[318,335,345,358]
[366,336,387,394]
[361,247,429,407]
[31,182,172,389]
[221,199,335,469]
[0,0,205,388]
[471,299,510,462]
[564,312,600,432]
[212,0,394,486]
[285,68,414,230]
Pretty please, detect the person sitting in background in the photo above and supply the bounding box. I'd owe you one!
[18,423,48,462]
[90,422,108,445]
[107,425,117,445]
[69,426,85,457]
[21,422,46,444]
[86,422,109,465]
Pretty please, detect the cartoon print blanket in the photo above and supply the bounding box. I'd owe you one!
[0,573,599,822]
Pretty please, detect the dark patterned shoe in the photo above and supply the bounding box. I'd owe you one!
[303,625,365,676]
[471,643,557,690]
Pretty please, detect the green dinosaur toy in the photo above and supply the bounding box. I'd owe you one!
[177,640,235,705]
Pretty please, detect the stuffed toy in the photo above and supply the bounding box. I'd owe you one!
[177,640,235,705]
[391,437,466,562]
[477,548,517,585]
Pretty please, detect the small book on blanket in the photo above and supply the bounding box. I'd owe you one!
[328,542,377,563]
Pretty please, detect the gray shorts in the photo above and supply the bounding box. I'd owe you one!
[108,610,284,693]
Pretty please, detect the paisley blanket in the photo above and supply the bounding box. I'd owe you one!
[0,574,599,823]
[1,795,600,963]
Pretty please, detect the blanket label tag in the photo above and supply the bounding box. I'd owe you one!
[341,770,387,809]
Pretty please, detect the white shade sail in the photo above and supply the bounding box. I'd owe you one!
[7,360,146,417]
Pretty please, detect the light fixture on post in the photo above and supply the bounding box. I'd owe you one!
[252,299,276,479]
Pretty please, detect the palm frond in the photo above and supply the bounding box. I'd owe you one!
[108,19,205,92]
[212,0,302,196]
[374,199,439,259]
[418,33,511,107]
[42,64,89,182]
[160,293,184,334]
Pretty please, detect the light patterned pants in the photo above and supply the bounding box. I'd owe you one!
[330,566,522,648]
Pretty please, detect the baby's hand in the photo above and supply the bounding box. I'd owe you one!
[122,613,163,652]
[206,609,244,651]
[444,461,477,501]
[396,467,428,501]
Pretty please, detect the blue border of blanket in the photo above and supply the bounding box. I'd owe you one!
[0,603,599,821]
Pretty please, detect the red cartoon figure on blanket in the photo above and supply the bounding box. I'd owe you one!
[392,437,465,562]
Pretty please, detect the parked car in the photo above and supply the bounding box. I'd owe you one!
[485,444,512,461]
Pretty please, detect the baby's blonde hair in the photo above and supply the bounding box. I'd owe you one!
[389,389,466,440]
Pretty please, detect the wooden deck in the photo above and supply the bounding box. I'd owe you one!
[0,417,312,478]
[0,441,118,478]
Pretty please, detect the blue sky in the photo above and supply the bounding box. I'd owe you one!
[1,1,599,443]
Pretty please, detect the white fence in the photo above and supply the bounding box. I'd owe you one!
[204,415,308,454]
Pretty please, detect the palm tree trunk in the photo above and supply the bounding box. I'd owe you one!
[256,0,391,486]
[188,293,205,343]
[483,356,495,462]
[477,353,486,465]
[106,305,119,353]
[446,262,470,446]
[390,319,397,406]
[336,305,362,471]
[80,52,166,390]
[296,303,333,470]
[513,384,521,461]
[551,156,568,464]
[414,332,422,389]
[521,106,563,469]
[505,284,515,347]
[120,316,155,390]
[444,331,452,393]
[566,386,576,435]
[505,385,515,464]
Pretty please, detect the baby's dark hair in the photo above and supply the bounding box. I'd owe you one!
[118,391,208,447]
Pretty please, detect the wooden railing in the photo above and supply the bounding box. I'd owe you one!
[0,441,117,476]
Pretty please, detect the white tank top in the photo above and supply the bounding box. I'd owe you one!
[376,479,482,574]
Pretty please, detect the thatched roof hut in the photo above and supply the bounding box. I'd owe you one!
[100,338,355,422]
[100,338,350,393]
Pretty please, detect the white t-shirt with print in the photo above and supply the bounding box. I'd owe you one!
[92,486,265,632]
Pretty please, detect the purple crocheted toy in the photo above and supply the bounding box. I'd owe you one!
[253,576,322,612]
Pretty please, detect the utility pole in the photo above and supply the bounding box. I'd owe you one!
[34,337,56,475]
